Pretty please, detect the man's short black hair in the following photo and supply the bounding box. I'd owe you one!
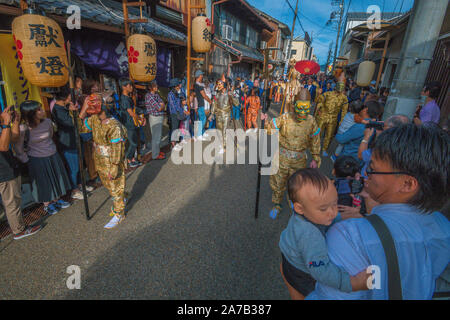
[373,123,450,212]
[119,78,133,89]
[349,99,364,114]
[424,81,441,99]
[288,168,329,203]
[365,100,382,120]
[334,156,360,178]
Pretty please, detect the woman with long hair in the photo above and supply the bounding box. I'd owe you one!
[16,100,72,215]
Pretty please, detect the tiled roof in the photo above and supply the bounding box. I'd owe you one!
[213,38,264,63]
[231,42,264,62]
[0,0,186,43]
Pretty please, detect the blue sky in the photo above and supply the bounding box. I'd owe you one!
[247,0,414,65]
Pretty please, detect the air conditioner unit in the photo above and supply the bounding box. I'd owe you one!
[260,41,267,50]
[222,25,233,41]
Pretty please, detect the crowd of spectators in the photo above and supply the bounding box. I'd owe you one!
[0,68,448,300]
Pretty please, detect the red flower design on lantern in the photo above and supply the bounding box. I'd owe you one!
[128,46,140,64]
[13,35,24,60]
[205,18,211,27]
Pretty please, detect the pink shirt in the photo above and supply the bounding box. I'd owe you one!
[15,118,57,162]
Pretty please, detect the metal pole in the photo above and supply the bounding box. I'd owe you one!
[67,41,90,220]
[255,49,270,219]
[187,0,192,104]
[383,0,448,120]
[332,0,344,72]
[284,0,299,73]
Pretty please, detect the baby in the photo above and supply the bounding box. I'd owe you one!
[279,168,369,299]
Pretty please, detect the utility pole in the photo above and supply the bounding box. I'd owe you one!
[284,0,299,75]
[383,0,448,120]
[332,0,344,72]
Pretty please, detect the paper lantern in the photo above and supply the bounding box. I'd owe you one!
[127,34,157,82]
[192,13,212,53]
[12,10,69,87]
[356,61,376,87]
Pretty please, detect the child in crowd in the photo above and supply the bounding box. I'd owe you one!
[279,168,369,300]
[332,100,364,161]
[179,95,190,144]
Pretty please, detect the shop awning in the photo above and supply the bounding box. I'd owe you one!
[213,38,264,63]
[0,0,186,46]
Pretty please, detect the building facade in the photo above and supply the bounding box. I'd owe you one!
[209,0,274,81]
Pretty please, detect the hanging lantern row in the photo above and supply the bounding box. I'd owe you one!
[192,13,212,53]
[127,33,157,83]
[12,9,69,88]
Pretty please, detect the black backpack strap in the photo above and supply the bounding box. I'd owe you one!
[365,214,403,300]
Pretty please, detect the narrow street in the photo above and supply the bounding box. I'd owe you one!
[0,101,333,299]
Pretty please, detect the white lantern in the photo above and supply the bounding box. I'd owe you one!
[356,61,376,87]
[192,13,212,53]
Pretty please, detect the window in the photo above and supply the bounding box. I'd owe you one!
[246,27,250,46]
[234,20,240,42]
[291,49,297,56]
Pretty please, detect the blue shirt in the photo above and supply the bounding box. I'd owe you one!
[306,204,450,300]
[335,122,366,160]
[280,213,352,293]
[167,90,183,115]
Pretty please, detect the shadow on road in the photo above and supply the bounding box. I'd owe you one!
[61,163,290,299]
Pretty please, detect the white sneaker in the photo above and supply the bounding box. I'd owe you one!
[203,132,210,138]
[104,215,125,229]
[253,128,258,133]
[82,185,94,192]
[71,190,84,200]
[246,129,253,134]
[181,140,188,145]
[173,144,182,151]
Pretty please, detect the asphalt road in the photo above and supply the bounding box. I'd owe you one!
[0,101,333,299]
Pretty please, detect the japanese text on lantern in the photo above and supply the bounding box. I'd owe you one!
[145,63,156,76]
[144,42,155,57]
[28,24,61,47]
[35,56,65,76]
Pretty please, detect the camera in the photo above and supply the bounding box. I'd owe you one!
[365,121,384,131]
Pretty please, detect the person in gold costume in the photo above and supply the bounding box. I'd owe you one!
[314,81,348,156]
[80,96,128,229]
[261,88,322,219]
[209,80,239,155]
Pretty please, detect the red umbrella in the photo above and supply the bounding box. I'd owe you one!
[294,60,320,75]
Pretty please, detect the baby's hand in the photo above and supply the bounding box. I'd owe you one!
[350,268,371,291]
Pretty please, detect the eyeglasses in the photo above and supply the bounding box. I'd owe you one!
[365,167,409,176]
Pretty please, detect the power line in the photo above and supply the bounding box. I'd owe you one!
[392,0,400,13]
[285,0,306,36]
[399,0,405,12]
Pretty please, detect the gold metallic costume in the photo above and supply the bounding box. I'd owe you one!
[84,115,128,216]
[211,88,238,149]
[265,89,322,207]
[314,85,348,151]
